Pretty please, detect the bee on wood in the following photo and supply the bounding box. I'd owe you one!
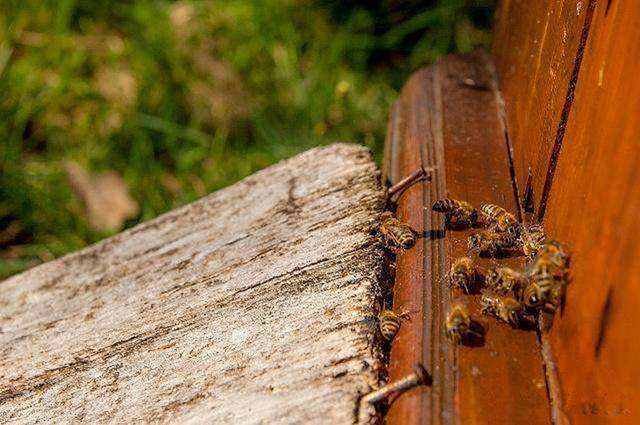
[379,211,416,250]
[485,266,527,296]
[432,199,478,228]
[522,278,557,311]
[520,224,547,258]
[521,240,570,313]
[449,256,479,294]
[537,240,570,269]
[480,203,520,236]
[468,230,517,257]
[445,303,482,344]
[547,282,566,313]
[527,256,561,282]
[480,293,525,327]
[526,241,570,282]
[379,309,409,342]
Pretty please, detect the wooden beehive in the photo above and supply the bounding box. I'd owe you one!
[383,1,640,423]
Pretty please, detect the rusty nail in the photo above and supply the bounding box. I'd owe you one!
[388,167,433,197]
[362,364,431,405]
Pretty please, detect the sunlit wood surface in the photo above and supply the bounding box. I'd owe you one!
[0,144,386,424]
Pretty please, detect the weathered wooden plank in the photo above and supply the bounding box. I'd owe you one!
[0,144,386,424]
[541,1,640,422]
[384,52,550,424]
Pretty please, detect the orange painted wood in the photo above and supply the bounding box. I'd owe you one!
[540,1,640,423]
[492,0,594,217]
[383,51,550,425]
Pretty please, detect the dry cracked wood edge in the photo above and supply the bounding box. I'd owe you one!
[0,144,388,424]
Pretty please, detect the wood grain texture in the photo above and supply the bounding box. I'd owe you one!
[384,65,451,425]
[383,52,550,425]
[0,144,386,424]
[541,1,640,423]
[439,53,550,425]
[492,0,594,218]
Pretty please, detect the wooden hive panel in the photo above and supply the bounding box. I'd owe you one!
[541,1,640,422]
[383,51,550,425]
[492,0,596,218]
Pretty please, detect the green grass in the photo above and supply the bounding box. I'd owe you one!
[0,0,493,279]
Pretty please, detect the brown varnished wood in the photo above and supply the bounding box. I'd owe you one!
[386,1,640,422]
[384,52,550,424]
[440,52,550,425]
[385,66,452,425]
[492,0,594,218]
[541,1,640,422]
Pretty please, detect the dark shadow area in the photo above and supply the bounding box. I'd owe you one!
[477,249,524,259]
[594,287,614,358]
[514,317,538,332]
[460,320,486,347]
[421,229,446,241]
[443,219,474,231]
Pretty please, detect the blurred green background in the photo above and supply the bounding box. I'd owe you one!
[0,0,494,279]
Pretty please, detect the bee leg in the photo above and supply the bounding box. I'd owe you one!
[542,302,558,314]
[468,320,485,339]
[462,216,475,228]
[508,313,521,327]
[443,214,452,228]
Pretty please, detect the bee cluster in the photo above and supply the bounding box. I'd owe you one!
[367,176,570,411]
[432,199,571,344]
[379,211,417,251]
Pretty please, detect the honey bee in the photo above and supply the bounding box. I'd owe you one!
[547,282,566,313]
[522,278,557,311]
[480,293,525,326]
[480,204,520,236]
[432,199,478,228]
[524,279,567,313]
[537,240,570,269]
[520,224,547,258]
[379,309,408,341]
[449,257,478,294]
[521,240,570,313]
[468,230,517,257]
[380,211,416,250]
[527,257,559,282]
[445,303,482,344]
[526,242,570,282]
[484,266,527,296]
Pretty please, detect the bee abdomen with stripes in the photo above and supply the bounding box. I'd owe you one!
[379,310,404,341]
[432,199,478,228]
[480,203,519,235]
